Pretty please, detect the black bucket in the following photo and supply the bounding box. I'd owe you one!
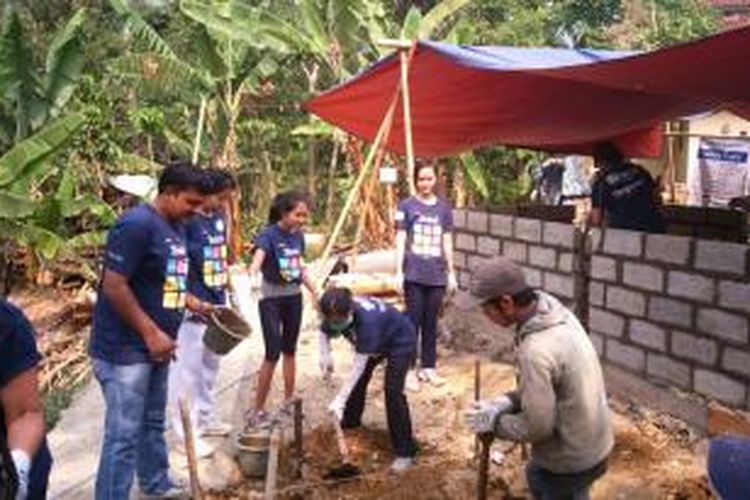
[203,307,251,355]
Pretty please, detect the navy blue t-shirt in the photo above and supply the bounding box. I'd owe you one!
[186,212,228,305]
[254,224,305,285]
[0,300,52,499]
[345,297,416,356]
[395,197,453,286]
[90,204,189,364]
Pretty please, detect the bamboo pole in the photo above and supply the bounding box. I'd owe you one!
[179,398,204,500]
[400,48,416,196]
[192,96,207,165]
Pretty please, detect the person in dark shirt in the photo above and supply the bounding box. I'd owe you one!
[319,288,418,473]
[90,162,213,500]
[0,300,52,500]
[589,142,666,233]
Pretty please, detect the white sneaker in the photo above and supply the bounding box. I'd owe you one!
[200,416,232,437]
[420,368,446,387]
[175,436,214,459]
[140,478,190,499]
[390,456,414,473]
[405,370,420,392]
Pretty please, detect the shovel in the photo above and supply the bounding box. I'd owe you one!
[323,380,362,480]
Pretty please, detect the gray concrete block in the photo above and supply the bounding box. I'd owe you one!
[607,339,646,372]
[590,307,625,338]
[544,272,575,299]
[529,246,557,270]
[467,254,484,272]
[645,233,691,265]
[694,369,747,406]
[558,252,574,273]
[453,251,467,270]
[602,228,642,257]
[591,255,617,282]
[719,280,750,315]
[647,353,691,389]
[623,262,664,292]
[606,286,647,317]
[515,218,542,242]
[590,332,604,357]
[489,214,513,238]
[671,331,718,366]
[467,211,489,233]
[589,281,605,307]
[453,209,467,230]
[455,233,476,252]
[723,347,750,378]
[477,236,500,256]
[668,271,716,303]
[521,266,543,288]
[543,222,575,249]
[697,308,749,345]
[502,241,527,263]
[694,240,748,276]
[630,320,667,351]
[648,297,693,329]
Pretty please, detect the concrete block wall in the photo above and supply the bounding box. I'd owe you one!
[453,208,750,412]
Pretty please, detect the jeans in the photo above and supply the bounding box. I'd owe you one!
[404,282,445,369]
[92,358,173,499]
[258,294,303,362]
[526,458,608,500]
[341,353,417,458]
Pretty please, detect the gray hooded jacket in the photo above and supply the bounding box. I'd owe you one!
[495,292,613,473]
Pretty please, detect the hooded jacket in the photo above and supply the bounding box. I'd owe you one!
[495,292,614,473]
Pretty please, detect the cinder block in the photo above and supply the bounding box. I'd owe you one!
[697,308,748,345]
[723,347,750,378]
[645,234,691,265]
[647,353,691,389]
[489,214,513,237]
[529,246,557,270]
[630,320,667,351]
[589,281,605,307]
[543,222,575,249]
[719,280,750,315]
[467,254,484,272]
[453,251,467,270]
[606,285,647,317]
[515,218,542,243]
[668,271,716,303]
[455,233,476,252]
[502,241,527,263]
[544,272,575,299]
[590,332,605,357]
[521,266,543,288]
[648,297,693,329]
[694,369,747,406]
[591,256,617,282]
[589,307,625,338]
[623,263,664,292]
[606,339,646,373]
[602,228,642,257]
[467,211,489,233]
[694,240,748,276]
[477,236,500,256]
[453,209,467,230]
[671,331,718,366]
[558,252,574,273]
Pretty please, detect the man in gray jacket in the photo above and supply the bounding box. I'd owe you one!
[456,256,613,500]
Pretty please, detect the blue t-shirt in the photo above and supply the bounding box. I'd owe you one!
[90,204,189,364]
[395,197,454,286]
[343,297,416,356]
[254,224,305,285]
[0,300,53,500]
[186,212,228,305]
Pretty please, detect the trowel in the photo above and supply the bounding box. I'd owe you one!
[324,415,362,479]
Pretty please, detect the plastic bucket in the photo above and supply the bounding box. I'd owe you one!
[203,307,251,355]
[235,430,270,479]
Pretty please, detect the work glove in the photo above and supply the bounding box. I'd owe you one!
[11,449,30,500]
[447,272,459,295]
[328,396,346,422]
[464,396,514,435]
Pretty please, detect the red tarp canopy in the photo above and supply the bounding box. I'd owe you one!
[305,26,750,158]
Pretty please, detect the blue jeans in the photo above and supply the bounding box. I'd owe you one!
[92,358,173,499]
[526,459,608,500]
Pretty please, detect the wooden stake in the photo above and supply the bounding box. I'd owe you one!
[474,358,481,457]
[264,427,282,500]
[179,398,204,500]
[400,49,416,196]
[477,433,493,500]
[294,398,304,479]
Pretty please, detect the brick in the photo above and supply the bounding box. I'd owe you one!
[645,234,691,265]
[697,308,748,344]
[455,233,476,252]
[590,307,625,338]
[591,256,617,282]
[467,254,484,272]
[590,332,604,357]
[467,211,488,233]
[694,240,747,276]
[671,331,718,366]
[477,236,500,256]
[453,209,467,230]
[453,251,467,270]
[719,280,750,315]
[723,347,750,378]
[543,222,575,249]
[589,281,605,307]
[629,320,667,351]
[623,262,664,292]
[489,214,513,237]
[606,286,647,317]
[558,252,574,273]
[694,369,746,406]
[529,246,557,269]
[647,353,691,389]
[544,272,575,299]
[603,228,642,257]
[648,297,693,329]
[607,339,646,372]
[502,241,527,263]
[515,218,542,243]
[668,271,715,303]
[521,266,543,288]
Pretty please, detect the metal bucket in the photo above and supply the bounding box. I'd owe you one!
[203,307,251,355]
[235,430,270,479]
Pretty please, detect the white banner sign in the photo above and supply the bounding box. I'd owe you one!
[688,138,750,207]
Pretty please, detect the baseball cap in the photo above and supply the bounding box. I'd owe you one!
[453,256,529,310]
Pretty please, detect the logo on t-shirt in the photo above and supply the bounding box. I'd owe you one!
[411,214,443,258]
[163,241,188,309]
[278,244,302,283]
[202,232,228,289]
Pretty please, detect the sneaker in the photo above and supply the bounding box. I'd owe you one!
[420,368,446,387]
[200,416,232,437]
[244,409,272,431]
[405,370,420,392]
[140,479,190,499]
[390,456,414,473]
[175,436,215,459]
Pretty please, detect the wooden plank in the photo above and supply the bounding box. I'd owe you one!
[708,402,750,438]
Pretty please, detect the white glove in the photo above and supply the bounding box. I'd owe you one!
[447,272,459,295]
[11,449,30,500]
[328,397,346,422]
[464,396,514,434]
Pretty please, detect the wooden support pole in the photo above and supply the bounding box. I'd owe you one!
[400,49,416,196]
[179,398,204,500]
[474,359,481,457]
[293,398,303,479]
[264,427,282,500]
